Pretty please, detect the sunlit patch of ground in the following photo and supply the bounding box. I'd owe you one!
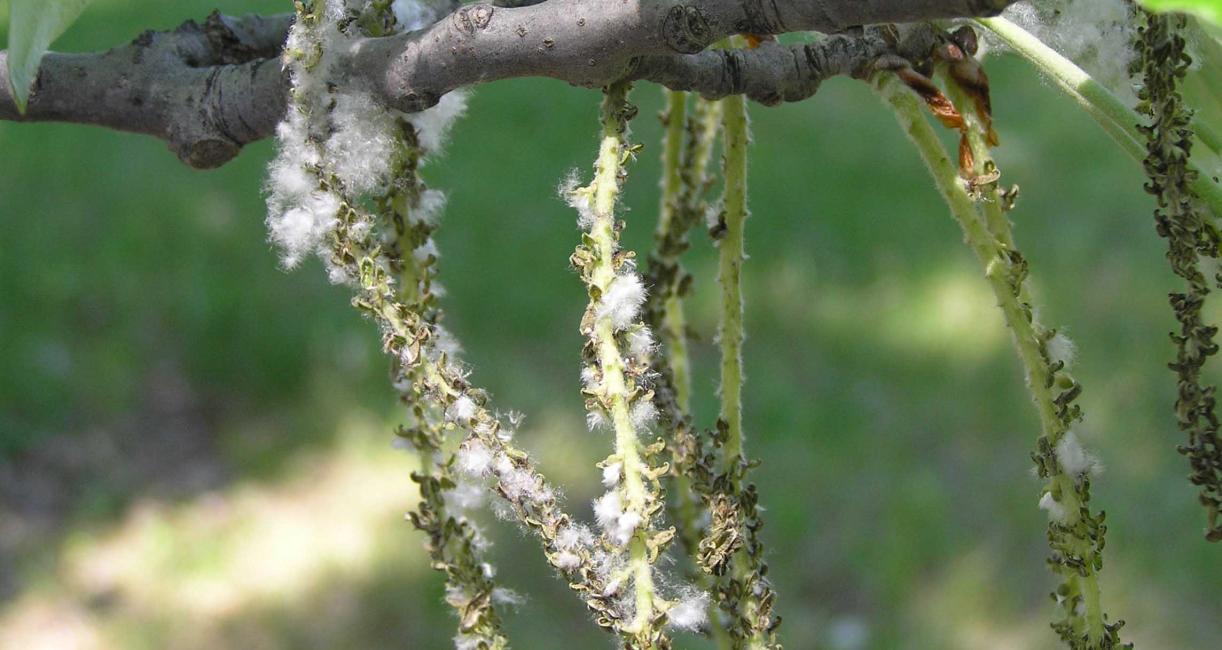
[0,410,428,649]
[751,260,1006,364]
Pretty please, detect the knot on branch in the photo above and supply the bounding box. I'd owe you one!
[662,5,713,54]
[452,4,495,35]
[174,137,243,169]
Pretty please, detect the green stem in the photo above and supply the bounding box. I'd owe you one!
[718,84,778,650]
[659,89,694,409]
[976,15,1222,219]
[877,73,1115,647]
[719,91,748,478]
[654,88,735,649]
[579,82,665,644]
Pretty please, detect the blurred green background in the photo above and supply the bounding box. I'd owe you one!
[2,2,1220,648]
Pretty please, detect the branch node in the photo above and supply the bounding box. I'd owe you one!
[662,5,714,55]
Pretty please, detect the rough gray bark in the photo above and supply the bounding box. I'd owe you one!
[0,12,293,168]
[0,0,1015,168]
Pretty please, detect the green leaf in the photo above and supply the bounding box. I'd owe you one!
[5,0,95,114]
[1138,0,1222,27]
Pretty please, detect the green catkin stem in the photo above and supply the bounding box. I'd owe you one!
[714,84,778,650]
[719,91,748,479]
[337,186,625,646]
[351,195,510,647]
[877,73,1124,649]
[975,16,1222,221]
[291,2,511,644]
[659,90,693,409]
[582,82,664,644]
[650,89,734,650]
[287,4,616,646]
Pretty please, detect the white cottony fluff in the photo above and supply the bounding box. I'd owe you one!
[326,260,352,285]
[554,550,582,570]
[453,634,481,650]
[593,491,624,531]
[457,439,493,476]
[499,466,541,502]
[447,395,478,424]
[492,587,524,607]
[444,480,486,512]
[1056,431,1100,477]
[667,592,710,632]
[326,91,399,196]
[1047,331,1077,369]
[561,170,596,229]
[269,156,317,199]
[1039,491,1069,524]
[630,400,658,429]
[586,409,609,431]
[392,0,435,31]
[413,238,440,264]
[599,274,647,331]
[402,90,469,154]
[593,491,640,545]
[602,462,622,488]
[267,191,341,268]
[430,323,464,358]
[412,189,448,226]
[1000,1,1137,104]
[626,326,655,361]
[492,453,515,478]
[581,366,601,391]
[612,511,642,545]
[555,524,594,550]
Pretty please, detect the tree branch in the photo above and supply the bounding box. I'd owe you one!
[0,12,294,168]
[0,0,1015,168]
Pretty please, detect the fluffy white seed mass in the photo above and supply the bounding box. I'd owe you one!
[267,190,341,268]
[444,480,486,512]
[1000,0,1137,104]
[626,326,655,361]
[457,439,493,476]
[266,4,467,270]
[555,524,594,551]
[630,400,658,429]
[1039,491,1070,524]
[586,409,609,431]
[667,591,710,632]
[599,274,647,331]
[1056,431,1100,477]
[326,91,399,196]
[554,550,582,570]
[602,462,622,488]
[561,171,596,229]
[593,491,624,531]
[593,491,640,545]
[413,189,449,226]
[401,90,470,154]
[1047,331,1077,369]
[391,0,434,31]
[447,395,478,424]
[499,466,541,502]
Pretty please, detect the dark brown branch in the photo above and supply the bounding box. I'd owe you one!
[0,0,1015,168]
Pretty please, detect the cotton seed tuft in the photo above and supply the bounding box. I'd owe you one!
[599,274,647,331]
